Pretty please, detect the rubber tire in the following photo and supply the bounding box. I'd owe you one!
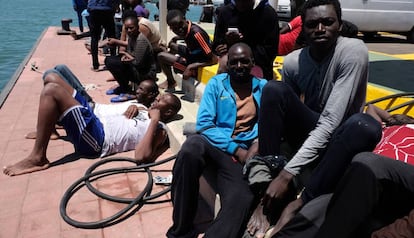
[407,27,414,43]
[362,31,377,40]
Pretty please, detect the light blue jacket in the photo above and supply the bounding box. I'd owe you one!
[196,73,267,155]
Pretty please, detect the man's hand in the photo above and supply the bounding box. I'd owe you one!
[168,42,179,53]
[121,52,134,62]
[123,105,140,119]
[182,64,197,80]
[148,108,161,122]
[225,31,243,46]
[245,141,259,162]
[107,38,118,46]
[234,147,249,164]
[262,169,294,209]
[215,44,228,57]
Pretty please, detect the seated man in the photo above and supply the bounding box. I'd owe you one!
[316,152,414,238]
[167,43,267,238]
[3,69,181,177]
[107,5,167,60]
[266,105,414,238]
[157,9,217,96]
[105,10,157,103]
[247,0,382,236]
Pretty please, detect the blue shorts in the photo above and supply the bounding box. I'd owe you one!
[58,91,104,156]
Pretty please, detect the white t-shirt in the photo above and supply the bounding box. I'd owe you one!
[93,101,152,157]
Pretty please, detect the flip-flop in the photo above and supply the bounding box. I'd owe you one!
[106,86,123,95]
[181,95,195,102]
[110,93,137,103]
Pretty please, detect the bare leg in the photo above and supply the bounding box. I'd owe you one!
[268,198,304,236]
[158,52,178,89]
[247,203,270,238]
[3,74,79,176]
[25,128,60,140]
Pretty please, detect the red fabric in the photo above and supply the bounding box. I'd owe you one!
[373,124,414,165]
[278,16,302,56]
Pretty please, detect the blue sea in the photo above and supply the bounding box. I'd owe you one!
[0,0,203,94]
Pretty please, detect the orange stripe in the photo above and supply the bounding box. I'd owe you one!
[194,32,211,55]
[173,62,186,71]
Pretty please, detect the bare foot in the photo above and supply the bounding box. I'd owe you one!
[268,198,304,236]
[247,203,270,238]
[25,130,60,140]
[3,157,50,176]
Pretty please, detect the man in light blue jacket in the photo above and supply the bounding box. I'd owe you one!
[167,42,267,238]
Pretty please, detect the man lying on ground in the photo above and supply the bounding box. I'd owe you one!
[3,67,181,176]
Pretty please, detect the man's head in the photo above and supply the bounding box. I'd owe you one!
[234,0,255,13]
[166,9,188,38]
[150,93,182,122]
[301,0,343,57]
[136,80,159,108]
[123,10,140,38]
[227,42,255,84]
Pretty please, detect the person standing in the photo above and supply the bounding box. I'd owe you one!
[212,0,279,80]
[87,0,120,71]
[73,0,88,32]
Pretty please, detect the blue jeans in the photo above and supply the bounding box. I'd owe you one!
[43,64,93,103]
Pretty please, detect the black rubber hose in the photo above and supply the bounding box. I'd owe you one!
[84,156,174,204]
[59,155,176,229]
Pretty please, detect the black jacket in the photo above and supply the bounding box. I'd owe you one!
[213,1,279,80]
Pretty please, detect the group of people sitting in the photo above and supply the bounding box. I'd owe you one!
[79,0,217,103]
[3,0,414,238]
[166,0,414,238]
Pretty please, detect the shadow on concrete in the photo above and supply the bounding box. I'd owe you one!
[50,153,98,168]
[359,35,408,44]
[369,59,414,91]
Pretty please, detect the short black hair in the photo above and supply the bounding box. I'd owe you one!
[166,9,185,24]
[122,9,138,23]
[301,0,342,24]
[228,42,253,58]
[145,79,160,97]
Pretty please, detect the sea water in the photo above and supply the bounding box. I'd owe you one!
[0,0,202,94]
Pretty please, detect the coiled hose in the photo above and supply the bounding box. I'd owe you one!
[60,155,176,229]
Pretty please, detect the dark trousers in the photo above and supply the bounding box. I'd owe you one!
[104,55,136,92]
[89,10,116,69]
[258,80,382,203]
[167,134,254,238]
[317,152,414,238]
[75,8,86,32]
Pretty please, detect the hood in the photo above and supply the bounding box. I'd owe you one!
[231,0,269,10]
